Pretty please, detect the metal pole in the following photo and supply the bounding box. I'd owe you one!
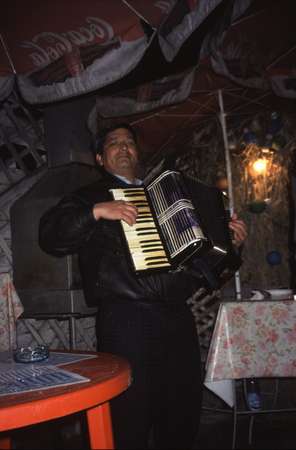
[69,316,77,350]
[218,89,242,301]
[69,289,77,350]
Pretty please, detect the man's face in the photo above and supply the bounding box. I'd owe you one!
[96,127,139,180]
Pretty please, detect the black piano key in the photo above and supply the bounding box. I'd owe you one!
[141,243,163,248]
[146,262,169,267]
[124,194,145,199]
[144,256,168,261]
[134,226,156,232]
[137,231,159,236]
[142,248,165,253]
[139,239,161,244]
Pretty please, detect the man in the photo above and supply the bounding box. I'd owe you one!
[39,123,247,449]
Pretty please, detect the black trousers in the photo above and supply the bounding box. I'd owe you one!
[96,299,203,450]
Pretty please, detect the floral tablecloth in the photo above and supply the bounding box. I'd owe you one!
[0,273,24,351]
[205,301,296,382]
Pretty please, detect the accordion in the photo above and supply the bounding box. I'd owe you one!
[110,170,241,289]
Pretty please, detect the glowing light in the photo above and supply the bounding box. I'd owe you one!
[252,158,267,175]
[243,143,284,206]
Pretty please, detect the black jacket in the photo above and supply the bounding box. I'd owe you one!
[39,170,235,306]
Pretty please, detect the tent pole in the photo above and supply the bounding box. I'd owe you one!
[0,34,16,74]
[218,89,242,301]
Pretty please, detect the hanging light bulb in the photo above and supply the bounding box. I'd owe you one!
[248,148,272,178]
[252,158,268,175]
[243,141,285,214]
[244,146,275,210]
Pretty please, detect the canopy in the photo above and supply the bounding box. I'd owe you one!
[0,0,295,163]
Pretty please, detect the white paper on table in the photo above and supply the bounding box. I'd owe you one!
[204,380,234,408]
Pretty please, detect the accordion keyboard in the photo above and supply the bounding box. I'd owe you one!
[110,188,171,272]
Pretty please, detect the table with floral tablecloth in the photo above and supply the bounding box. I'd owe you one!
[0,273,23,351]
[204,301,296,406]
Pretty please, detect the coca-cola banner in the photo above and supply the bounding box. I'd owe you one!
[0,34,15,100]
[158,0,222,62]
[268,68,296,99]
[1,1,173,73]
[0,76,14,101]
[95,68,195,117]
[0,0,251,105]
[210,0,296,97]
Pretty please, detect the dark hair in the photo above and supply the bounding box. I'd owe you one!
[93,122,137,156]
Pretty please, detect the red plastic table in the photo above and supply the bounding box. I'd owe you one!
[0,351,131,449]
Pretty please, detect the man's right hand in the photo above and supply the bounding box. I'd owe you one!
[93,200,138,226]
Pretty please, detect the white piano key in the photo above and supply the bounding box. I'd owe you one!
[131,254,170,270]
[122,222,157,231]
[131,250,167,258]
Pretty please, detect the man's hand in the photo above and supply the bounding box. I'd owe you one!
[93,200,138,226]
[229,213,247,247]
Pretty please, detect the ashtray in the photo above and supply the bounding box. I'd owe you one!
[13,345,49,363]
